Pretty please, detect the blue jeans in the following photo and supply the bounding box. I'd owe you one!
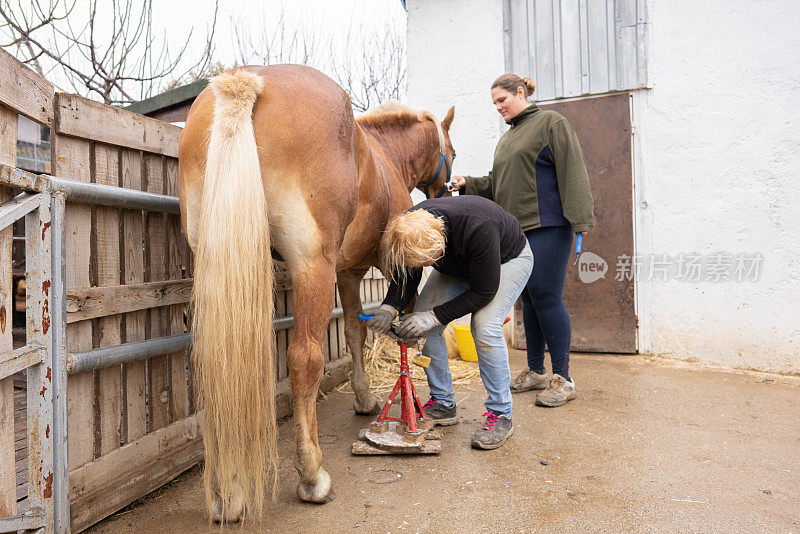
[413,243,533,417]
[521,225,574,378]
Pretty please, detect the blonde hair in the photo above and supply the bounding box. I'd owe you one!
[491,74,536,99]
[383,209,446,284]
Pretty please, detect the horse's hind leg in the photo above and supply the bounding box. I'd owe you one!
[337,269,381,415]
[288,264,337,503]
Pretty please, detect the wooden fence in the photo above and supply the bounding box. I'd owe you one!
[0,49,386,532]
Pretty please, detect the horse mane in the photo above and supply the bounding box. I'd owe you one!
[357,101,445,152]
[358,101,437,125]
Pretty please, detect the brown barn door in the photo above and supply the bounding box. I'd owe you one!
[541,93,636,353]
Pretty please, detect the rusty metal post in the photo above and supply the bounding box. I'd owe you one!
[24,191,55,533]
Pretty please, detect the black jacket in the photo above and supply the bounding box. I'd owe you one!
[382,196,526,324]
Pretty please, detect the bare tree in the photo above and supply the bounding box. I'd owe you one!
[232,9,326,68]
[329,19,406,112]
[231,6,406,112]
[0,0,218,105]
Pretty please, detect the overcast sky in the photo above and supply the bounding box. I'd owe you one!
[154,0,406,85]
[3,0,406,102]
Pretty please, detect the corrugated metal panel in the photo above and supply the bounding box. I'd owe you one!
[503,0,647,100]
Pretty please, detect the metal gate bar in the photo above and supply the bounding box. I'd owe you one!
[64,300,382,375]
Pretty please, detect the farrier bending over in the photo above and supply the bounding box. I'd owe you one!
[366,195,533,450]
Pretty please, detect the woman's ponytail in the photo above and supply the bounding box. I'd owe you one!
[491,73,535,99]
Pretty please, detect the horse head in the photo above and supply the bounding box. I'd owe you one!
[415,106,456,200]
[357,102,457,200]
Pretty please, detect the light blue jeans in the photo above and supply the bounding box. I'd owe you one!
[413,242,533,417]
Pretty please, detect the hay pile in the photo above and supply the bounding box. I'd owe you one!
[338,332,481,394]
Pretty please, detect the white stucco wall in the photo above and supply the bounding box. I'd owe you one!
[634,0,800,373]
[407,0,800,373]
[406,0,507,177]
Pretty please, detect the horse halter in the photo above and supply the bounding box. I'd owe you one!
[417,151,453,199]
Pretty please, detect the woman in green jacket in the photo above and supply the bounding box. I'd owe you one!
[451,73,595,407]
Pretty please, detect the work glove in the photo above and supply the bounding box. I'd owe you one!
[395,310,441,340]
[365,304,398,335]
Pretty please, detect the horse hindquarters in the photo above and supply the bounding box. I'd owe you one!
[192,70,277,521]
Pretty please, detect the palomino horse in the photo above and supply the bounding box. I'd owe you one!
[178,64,454,521]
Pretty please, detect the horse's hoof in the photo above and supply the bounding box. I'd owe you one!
[353,395,381,416]
[297,469,335,504]
[210,496,246,523]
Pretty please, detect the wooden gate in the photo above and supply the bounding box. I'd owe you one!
[0,49,386,532]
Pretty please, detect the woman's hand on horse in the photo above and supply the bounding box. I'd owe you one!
[451,175,466,190]
[396,310,441,339]
[365,304,399,334]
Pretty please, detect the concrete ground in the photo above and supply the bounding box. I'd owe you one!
[86,350,800,533]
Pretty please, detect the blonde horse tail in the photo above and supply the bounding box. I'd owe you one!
[193,69,276,520]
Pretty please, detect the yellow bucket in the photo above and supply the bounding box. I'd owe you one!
[452,324,478,362]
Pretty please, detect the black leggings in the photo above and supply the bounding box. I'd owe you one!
[521,225,573,378]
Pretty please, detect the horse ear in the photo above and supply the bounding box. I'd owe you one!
[442,106,455,130]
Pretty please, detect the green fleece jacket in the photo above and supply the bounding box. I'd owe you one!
[465,105,595,233]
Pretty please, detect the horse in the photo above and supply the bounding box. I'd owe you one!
[178,64,455,522]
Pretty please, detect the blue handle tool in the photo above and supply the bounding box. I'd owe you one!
[572,233,583,266]
[358,314,373,321]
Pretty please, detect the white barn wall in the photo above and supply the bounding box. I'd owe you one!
[636,0,800,373]
[406,0,800,374]
[406,0,507,177]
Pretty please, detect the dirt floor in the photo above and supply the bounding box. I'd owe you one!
[86,350,800,533]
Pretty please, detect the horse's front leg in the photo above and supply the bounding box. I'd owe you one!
[337,269,381,415]
[288,265,336,503]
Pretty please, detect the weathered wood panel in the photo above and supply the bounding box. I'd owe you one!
[181,233,195,414]
[334,285,345,362]
[93,143,122,457]
[143,153,170,432]
[69,412,201,501]
[69,353,355,531]
[0,101,17,517]
[120,148,147,443]
[53,130,95,471]
[13,380,26,509]
[275,283,288,380]
[0,49,54,127]
[66,279,192,324]
[71,437,201,533]
[54,93,180,157]
[164,157,188,421]
[326,284,338,363]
